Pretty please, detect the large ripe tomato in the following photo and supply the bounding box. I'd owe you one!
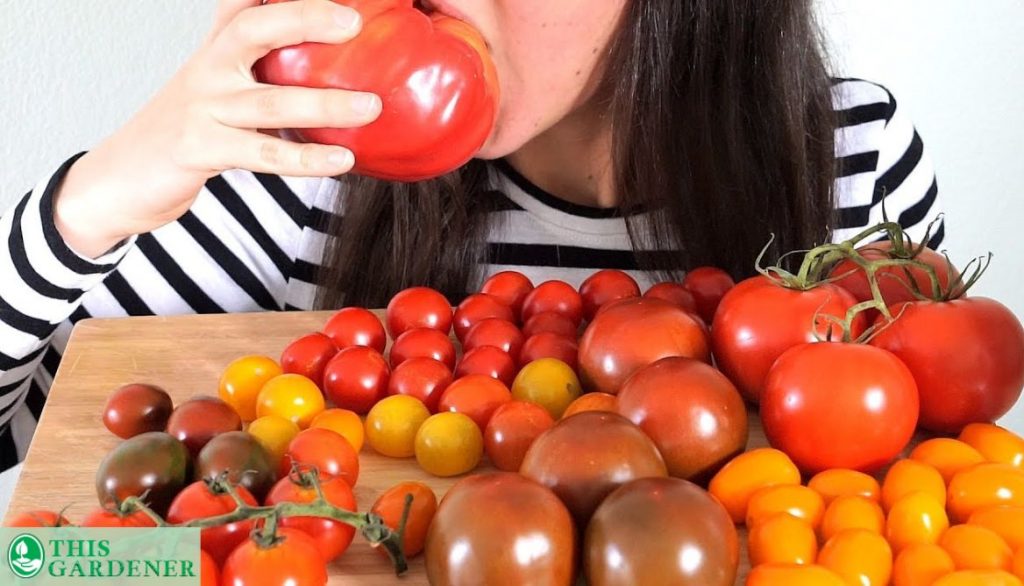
[518,332,579,370]
[322,307,387,352]
[453,293,514,341]
[388,357,452,412]
[195,431,276,501]
[166,396,243,457]
[218,355,283,423]
[389,327,457,370]
[167,480,259,565]
[521,280,584,326]
[480,271,534,320]
[280,428,360,487]
[385,287,453,338]
[830,241,959,308]
[520,411,667,527]
[80,507,157,528]
[711,275,867,403]
[643,282,698,314]
[425,472,575,585]
[585,477,739,586]
[322,345,390,414]
[682,266,735,324]
[870,298,1024,434]
[371,481,438,558]
[437,374,511,431]
[617,357,748,482]
[462,318,525,358]
[454,345,516,387]
[761,342,919,473]
[265,475,357,562]
[280,333,338,388]
[221,528,327,586]
[95,431,191,516]
[483,401,555,472]
[578,297,709,395]
[579,269,641,321]
[103,383,173,439]
[5,510,71,527]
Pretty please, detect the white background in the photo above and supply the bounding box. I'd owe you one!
[0,1,1022,505]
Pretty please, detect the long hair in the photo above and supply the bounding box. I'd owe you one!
[315,0,836,309]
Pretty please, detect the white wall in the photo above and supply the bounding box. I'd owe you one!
[1,1,1023,427]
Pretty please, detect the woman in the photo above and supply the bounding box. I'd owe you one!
[0,0,941,469]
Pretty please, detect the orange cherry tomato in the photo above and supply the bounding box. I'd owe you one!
[820,495,885,542]
[709,448,801,523]
[933,570,1023,586]
[309,408,365,453]
[882,459,947,512]
[948,463,1024,523]
[746,484,825,530]
[886,491,950,552]
[939,524,1012,571]
[747,513,817,566]
[437,374,512,431]
[910,438,986,484]
[745,564,846,586]
[1013,547,1024,582]
[219,355,283,422]
[959,423,1024,467]
[370,481,438,558]
[561,392,618,419]
[819,529,894,586]
[893,543,955,586]
[968,506,1024,550]
[808,468,881,505]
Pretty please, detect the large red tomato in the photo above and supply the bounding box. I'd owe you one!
[322,345,390,414]
[385,286,453,338]
[166,481,260,566]
[425,472,576,585]
[831,241,959,308]
[870,298,1024,433]
[712,275,868,403]
[255,0,499,182]
[265,475,357,562]
[760,342,919,473]
[579,269,641,321]
[322,307,387,352]
[578,297,709,395]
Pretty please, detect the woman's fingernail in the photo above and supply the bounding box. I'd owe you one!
[327,149,353,168]
[353,94,381,116]
[333,7,360,31]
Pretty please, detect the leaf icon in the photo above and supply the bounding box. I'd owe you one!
[16,541,27,556]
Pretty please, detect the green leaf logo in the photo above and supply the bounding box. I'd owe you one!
[7,534,44,578]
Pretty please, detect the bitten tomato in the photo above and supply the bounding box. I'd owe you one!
[711,275,867,403]
[761,342,919,473]
[579,269,641,321]
[322,307,386,352]
[103,383,173,439]
[221,528,327,586]
[389,327,456,370]
[280,333,338,387]
[518,332,579,370]
[388,357,452,412]
[265,475,357,562]
[386,287,453,338]
[6,510,70,527]
[322,346,390,415]
[480,271,534,319]
[521,280,584,326]
[483,401,555,472]
[453,293,514,341]
[167,481,259,565]
[256,374,326,429]
[218,355,283,423]
[870,298,1024,434]
[682,266,735,324]
[462,318,525,358]
[371,481,438,558]
[643,282,698,314]
[437,374,511,431]
[80,507,157,528]
[166,396,243,457]
[280,428,360,487]
[522,311,578,339]
[454,345,516,387]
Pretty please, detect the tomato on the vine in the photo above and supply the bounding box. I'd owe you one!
[682,266,735,323]
[166,481,260,566]
[453,293,515,341]
[322,307,386,353]
[280,333,338,387]
[221,528,327,586]
[265,474,357,562]
[480,271,534,320]
[280,428,360,487]
[521,280,584,326]
[389,327,456,370]
[454,345,516,387]
[5,510,71,527]
[371,481,438,558]
[388,357,453,412]
[386,287,453,338]
[579,269,641,321]
[830,241,959,311]
[80,507,157,528]
[322,346,390,415]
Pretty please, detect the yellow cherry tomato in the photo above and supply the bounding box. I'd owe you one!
[959,423,1024,468]
[882,459,946,512]
[893,543,955,586]
[948,463,1024,523]
[910,438,986,484]
[747,513,817,566]
[968,506,1024,551]
[219,355,283,422]
[510,358,582,419]
[255,373,325,429]
[746,484,825,530]
[746,564,847,586]
[414,412,483,477]
[808,468,881,505]
[886,491,950,552]
[246,415,300,466]
[310,408,365,452]
[939,524,1013,571]
[365,395,431,458]
[820,495,885,542]
[709,448,801,523]
[933,570,1023,586]
[819,528,893,586]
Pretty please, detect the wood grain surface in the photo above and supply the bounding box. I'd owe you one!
[5,310,781,584]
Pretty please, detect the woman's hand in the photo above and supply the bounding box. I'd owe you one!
[54,0,381,258]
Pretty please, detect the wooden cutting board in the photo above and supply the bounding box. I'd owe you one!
[5,310,780,584]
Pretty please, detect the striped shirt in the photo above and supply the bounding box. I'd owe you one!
[0,79,944,469]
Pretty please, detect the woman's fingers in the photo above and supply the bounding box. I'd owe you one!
[207,0,263,43]
[209,85,381,130]
[211,127,356,177]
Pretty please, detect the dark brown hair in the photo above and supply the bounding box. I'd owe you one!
[316,0,837,309]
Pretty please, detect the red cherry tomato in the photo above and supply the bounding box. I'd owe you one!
[387,357,452,412]
[386,287,453,338]
[280,333,338,386]
[519,333,579,370]
[221,528,327,586]
[438,374,512,430]
[265,474,356,562]
[455,345,517,387]
[484,401,556,472]
[522,311,579,339]
[453,293,515,342]
[280,428,360,487]
[80,508,157,528]
[521,280,584,326]
[480,271,534,321]
[761,342,919,473]
[167,481,260,566]
[5,510,70,527]
[683,266,735,324]
[644,282,699,314]
[322,307,386,352]
[389,327,457,370]
[579,270,642,321]
[463,318,525,359]
[322,345,390,415]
